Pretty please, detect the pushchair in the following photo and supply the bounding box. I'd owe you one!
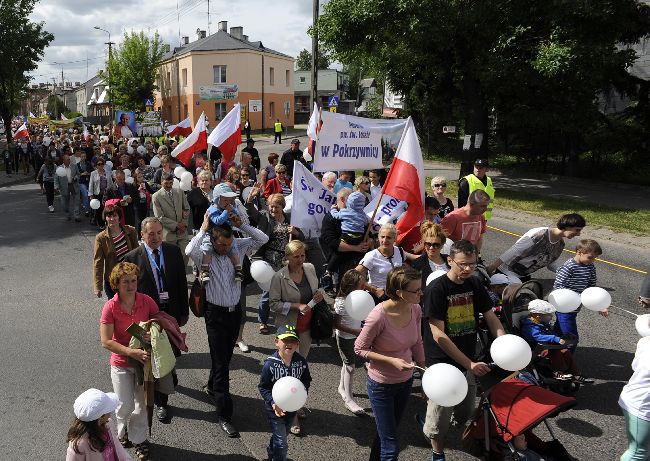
[463,378,578,460]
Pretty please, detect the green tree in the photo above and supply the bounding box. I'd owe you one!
[46,94,64,118]
[0,0,53,137]
[318,0,650,176]
[101,31,164,111]
[295,48,330,71]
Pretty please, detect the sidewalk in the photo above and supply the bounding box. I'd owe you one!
[0,170,35,188]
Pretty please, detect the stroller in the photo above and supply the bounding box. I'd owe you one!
[464,378,578,460]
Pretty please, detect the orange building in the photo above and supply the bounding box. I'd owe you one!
[154,21,295,132]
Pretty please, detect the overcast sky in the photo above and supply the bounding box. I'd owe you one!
[28,0,317,86]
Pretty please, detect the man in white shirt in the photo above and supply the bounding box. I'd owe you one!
[54,154,80,222]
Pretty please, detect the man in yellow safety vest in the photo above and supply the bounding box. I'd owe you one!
[273,119,283,144]
[457,158,494,220]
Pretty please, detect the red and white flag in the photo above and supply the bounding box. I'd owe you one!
[13,123,29,141]
[171,112,207,166]
[60,114,68,120]
[380,117,425,244]
[83,124,91,142]
[167,116,192,137]
[207,104,241,164]
[306,102,321,155]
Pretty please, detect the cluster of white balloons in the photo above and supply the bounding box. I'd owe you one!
[250,260,274,291]
[272,376,308,412]
[174,166,193,191]
[547,286,612,313]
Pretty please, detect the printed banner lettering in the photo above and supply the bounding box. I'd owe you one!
[364,193,408,234]
[313,111,407,172]
[290,162,336,237]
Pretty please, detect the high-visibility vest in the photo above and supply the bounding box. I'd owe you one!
[274,122,282,133]
[465,173,495,220]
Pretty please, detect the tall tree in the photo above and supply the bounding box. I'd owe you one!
[102,31,164,111]
[295,48,330,71]
[0,0,53,138]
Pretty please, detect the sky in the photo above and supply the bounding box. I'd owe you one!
[28,0,318,86]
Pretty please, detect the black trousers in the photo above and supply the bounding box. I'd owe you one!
[274,132,282,144]
[204,302,242,421]
[44,181,54,206]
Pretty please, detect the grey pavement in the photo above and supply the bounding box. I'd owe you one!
[1,180,648,460]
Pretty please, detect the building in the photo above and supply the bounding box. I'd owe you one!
[74,75,103,118]
[154,21,295,132]
[293,69,349,123]
[382,83,404,118]
[85,78,112,126]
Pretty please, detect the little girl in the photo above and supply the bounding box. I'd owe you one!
[334,269,367,416]
[66,388,131,461]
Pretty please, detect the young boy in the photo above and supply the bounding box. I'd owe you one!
[333,171,353,193]
[200,183,243,283]
[553,239,605,352]
[258,325,312,461]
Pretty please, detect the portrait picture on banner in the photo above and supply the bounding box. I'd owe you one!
[114,110,137,139]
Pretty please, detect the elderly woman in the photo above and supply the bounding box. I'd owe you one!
[89,159,114,227]
[186,170,213,231]
[412,222,449,290]
[430,176,454,219]
[93,204,139,299]
[246,190,304,334]
[356,223,418,302]
[100,262,158,460]
[269,240,323,435]
[264,163,291,198]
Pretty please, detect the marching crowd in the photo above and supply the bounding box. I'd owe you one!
[5,121,648,461]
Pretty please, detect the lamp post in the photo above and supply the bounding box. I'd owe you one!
[94,26,115,129]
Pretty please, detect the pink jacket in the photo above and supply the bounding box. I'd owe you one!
[66,419,131,461]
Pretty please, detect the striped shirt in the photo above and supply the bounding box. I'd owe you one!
[553,258,597,293]
[112,231,129,262]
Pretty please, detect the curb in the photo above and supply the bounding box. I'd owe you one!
[0,175,35,189]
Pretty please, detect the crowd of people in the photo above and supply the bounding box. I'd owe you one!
[11,120,646,461]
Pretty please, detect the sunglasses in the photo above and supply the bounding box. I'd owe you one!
[433,183,447,187]
[424,242,442,249]
[241,173,249,177]
[361,181,370,185]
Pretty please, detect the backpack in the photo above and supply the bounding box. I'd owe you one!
[310,300,335,343]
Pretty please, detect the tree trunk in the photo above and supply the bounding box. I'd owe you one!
[460,74,489,179]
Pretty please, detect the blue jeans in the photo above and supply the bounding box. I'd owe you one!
[555,311,579,353]
[258,290,270,325]
[79,183,90,213]
[367,377,413,461]
[266,406,295,461]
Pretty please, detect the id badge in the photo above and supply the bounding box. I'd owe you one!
[159,291,169,303]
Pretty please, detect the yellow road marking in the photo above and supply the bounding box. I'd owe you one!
[487,225,648,275]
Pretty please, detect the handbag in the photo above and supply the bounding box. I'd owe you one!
[189,277,205,317]
[309,300,334,343]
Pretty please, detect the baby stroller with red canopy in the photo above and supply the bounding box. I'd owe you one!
[463,379,578,460]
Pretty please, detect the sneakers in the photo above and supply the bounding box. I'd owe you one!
[199,269,210,283]
[552,371,574,381]
[237,340,250,353]
[234,265,243,282]
[572,375,594,384]
[48,205,54,212]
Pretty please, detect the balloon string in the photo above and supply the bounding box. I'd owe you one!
[609,304,640,317]
[414,365,426,372]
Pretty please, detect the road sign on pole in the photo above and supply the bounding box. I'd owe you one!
[328,96,339,108]
[329,107,337,113]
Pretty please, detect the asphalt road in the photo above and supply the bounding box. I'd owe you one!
[1,178,648,460]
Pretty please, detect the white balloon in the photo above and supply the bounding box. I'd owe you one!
[127,146,134,155]
[581,287,611,312]
[173,178,181,188]
[344,290,376,321]
[180,171,193,184]
[250,260,275,284]
[174,166,186,178]
[272,376,307,412]
[426,269,448,286]
[56,166,67,177]
[43,136,51,146]
[149,156,161,168]
[105,161,113,169]
[302,147,312,162]
[123,168,131,177]
[90,199,101,210]
[442,238,454,255]
[422,363,468,407]
[635,314,650,337]
[137,145,146,155]
[125,176,135,184]
[241,186,253,203]
[258,280,271,292]
[490,334,532,372]
[547,288,582,313]
[180,180,192,191]
[284,194,293,213]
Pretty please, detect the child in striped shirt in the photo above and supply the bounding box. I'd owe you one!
[553,239,606,352]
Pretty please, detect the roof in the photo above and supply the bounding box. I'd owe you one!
[162,29,293,61]
[360,78,377,88]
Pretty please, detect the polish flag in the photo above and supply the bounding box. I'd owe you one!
[171,112,208,167]
[13,123,29,140]
[83,124,91,142]
[380,117,425,244]
[207,103,241,164]
[60,114,68,120]
[167,116,192,138]
[29,112,35,118]
[306,102,321,155]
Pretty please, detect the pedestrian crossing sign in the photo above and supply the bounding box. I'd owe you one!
[328,96,339,107]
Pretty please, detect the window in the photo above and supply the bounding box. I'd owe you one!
[299,76,306,84]
[167,71,171,85]
[269,101,275,119]
[213,65,226,83]
[215,102,227,121]
[269,67,275,86]
[182,68,187,87]
[286,69,290,86]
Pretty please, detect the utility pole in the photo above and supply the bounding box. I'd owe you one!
[310,0,319,110]
[94,26,114,127]
[51,77,57,117]
[207,0,210,35]
[61,68,65,114]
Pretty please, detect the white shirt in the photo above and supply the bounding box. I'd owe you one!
[65,164,72,183]
[334,297,362,340]
[359,246,405,289]
[619,337,650,421]
[370,183,382,200]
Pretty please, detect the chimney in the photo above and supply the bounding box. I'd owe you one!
[242,34,248,41]
[200,30,206,39]
[182,36,189,45]
[218,21,227,32]
[230,26,243,40]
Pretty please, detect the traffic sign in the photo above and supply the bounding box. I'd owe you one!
[329,107,337,113]
[328,96,339,107]
[144,98,154,106]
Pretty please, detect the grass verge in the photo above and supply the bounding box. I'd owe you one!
[427,178,650,236]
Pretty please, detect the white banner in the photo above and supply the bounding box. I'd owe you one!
[199,84,239,101]
[313,111,407,172]
[364,193,408,234]
[289,162,336,237]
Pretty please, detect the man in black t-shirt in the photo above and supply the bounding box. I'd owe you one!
[420,240,505,461]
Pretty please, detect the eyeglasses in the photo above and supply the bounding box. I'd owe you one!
[433,183,447,188]
[451,259,477,270]
[424,242,442,249]
[241,173,249,177]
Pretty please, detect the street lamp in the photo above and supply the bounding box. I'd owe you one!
[94,26,115,129]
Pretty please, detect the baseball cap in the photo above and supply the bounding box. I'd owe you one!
[73,388,119,422]
[474,158,489,166]
[291,138,300,145]
[490,274,509,285]
[528,299,556,314]
[276,324,300,341]
[214,183,238,198]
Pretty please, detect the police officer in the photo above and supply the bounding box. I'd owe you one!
[273,118,283,144]
[457,158,494,220]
